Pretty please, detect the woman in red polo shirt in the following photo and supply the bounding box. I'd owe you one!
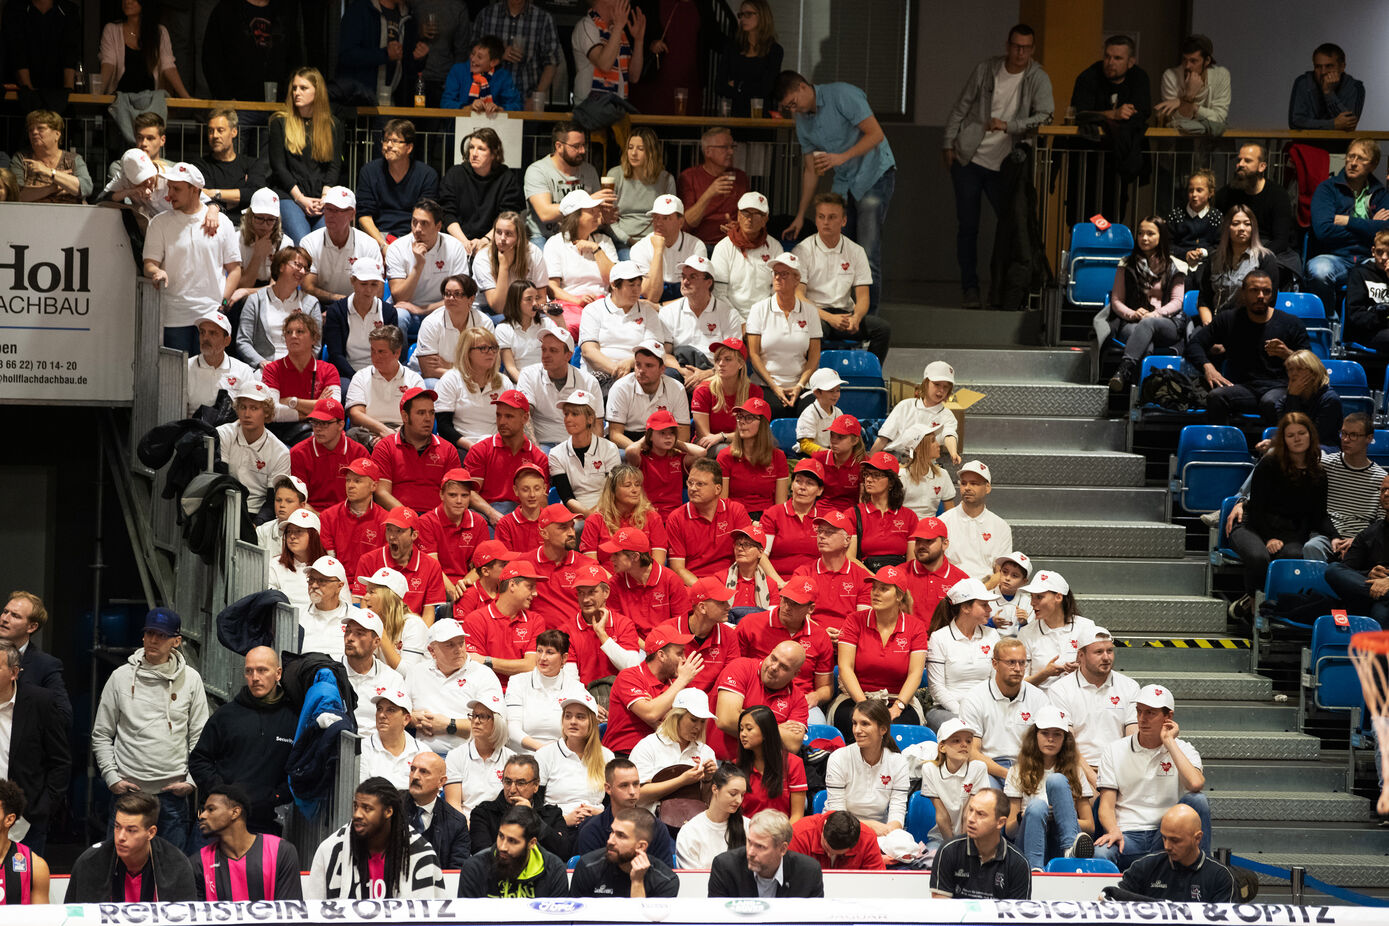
[854,452,918,571]
[761,458,826,579]
[812,415,864,512]
[734,705,806,823]
[723,525,780,613]
[624,410,707,518]
[716,398,789,519]
[692,338,764,450]
[580,465,669,565]
[833,565,928,731]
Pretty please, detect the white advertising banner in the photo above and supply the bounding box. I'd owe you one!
[0,203,137,405]
[454,112,525,166]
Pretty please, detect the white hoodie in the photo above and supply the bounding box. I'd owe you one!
[91,648,211,791]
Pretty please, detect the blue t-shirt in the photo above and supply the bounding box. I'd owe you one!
[794,82,895,199]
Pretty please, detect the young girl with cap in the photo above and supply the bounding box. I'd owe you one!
[900,421,957,519]
[811,415,865,512]
[834,565,928,730]
[579,465,669,565]
[1017,570,1095,689]
[717,397,789,518]
[920,719,990,848]
[267,507,325,621]
[795,368,847,455]
[256,474,310,556]
[536,686,612,822]
[1003,705,1096,869]
[760,459,827,577]
[872,360,961,464]
[691,338,763,453]
[624,410,707,518]
[854,452,919,570]
[988,551,1035,638]
[924,578,1002,728]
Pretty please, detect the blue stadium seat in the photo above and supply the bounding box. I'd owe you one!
[812,789,828,814]
[1279,291,1333,360]
[1133,356,1204,421]
[1263,560,1334,605]
[803,724,846,755]
[1045,858,1121,874]
[770,418,800,456]
[1065,223,1133,308]
[904,791,936,844]
[1172,425,1252,514]
[837,387,888,419]
[1211,495,1242,565]
[1324,359,1373,419]
[819,350,883,386]
[891,724,936,751]
[1182,289,1200,320]
[1304,613,1380,713]
[548,485,560,504]
[1369,430,1389,466]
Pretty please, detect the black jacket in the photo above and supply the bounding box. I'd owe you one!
[707,847,823,897]
[323,296,400,380]
[1276,385,1343,452]
[68,836,199,902]
[456,845,569,898]
[1346,261,1389,343]
[569,846,679,897]
[7,683,69,827]
[217,589,293,655]
[267,115,343,201]
[438,164,525,241]
[418,797,471,869]
[1343,518,1389,573]
[201,0,302,103]
[574,805,673,863]
[470,791,573,860]
[196,152,272,225]
[1185,307,1309,386]
[20,640,70,725]
[189,686,299,830]
[1245,454,1333,544]
[1213,182,1298,259]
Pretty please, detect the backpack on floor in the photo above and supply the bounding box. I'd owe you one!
[1139,367,1209,411]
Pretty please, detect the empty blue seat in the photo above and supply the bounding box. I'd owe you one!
[819,350,883,386]
[1325,359,1373,419]
[812,789,828,814]
[904,791,936,844]
[1066,223,1133,308]
[891,724,936,751]
[1369,430,1389,466]
[1263,560,1334,605]
[837,388,888,419]
[1306,613,1380,713]
[770,418,800,456]
[1045,858,1121,874]
[1173,425,1252,514]
[1212,494,1242,565]
[1279,291,1333,359]
[1182,289,1200,319]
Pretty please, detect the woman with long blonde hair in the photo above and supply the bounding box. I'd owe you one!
[536,687,612,827]
[268,67,344,243]
[357,569,429,675]
[715,0,784,117]
[579,464,669,564]
[901,422,956,518]
[693,338,763,451]
[631,690,718,816]
[433,326,514,452]
[605,127,676,246]
[716,397,788,518]
[473,211,548,313]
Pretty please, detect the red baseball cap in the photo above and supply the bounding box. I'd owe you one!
[307,397,345,422]
[645,623,694,652]
[731,524,767,547]
[399,386,438,413]
[829,414,862,436]
[512,462,546,482]
[341,458,383,479]
[912,517,949,541]
[863,451,901,475]
[383,507,418,529]
[813,510,853,532]
[780,576,818,604]
[500,560,543,581]
[792,458,826,482]
[493,389,530,411]
[709,337,748,359]
[599,526,651,554]
[471,539,513,567]
[690,575,736,606]
[865,563,908,588]
[566,562,612,588]
[538,502,576,528]
[734,398,772,420]
[441,467,482,488]
[646,409,679,432]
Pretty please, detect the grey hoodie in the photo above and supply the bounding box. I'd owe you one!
[944,57,1054,165]
[91,648,211,791]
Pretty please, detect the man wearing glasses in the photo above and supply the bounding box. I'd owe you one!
[356,119,441,254]
[678,127,750,249]
[958,637,1050,788]
[467,755,573,858]
[524,120,610,244]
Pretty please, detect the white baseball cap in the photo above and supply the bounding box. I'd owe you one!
[682,254,712,274]
[1077,625,1113,650]
[1020,570,1070,596]
[559,189,604,215]
[343,608,385,636]
[1031,705,1070,732]
[958,460,992,483]
[633,338,665,360]
[946,577,1000,605]
[284,508,321,533]
[673,688,715,720]
[197,308,232,335]
[166,162,205,188]
[560,685,599,713]
[994,551,1034,578]
[647,194,686,216]
[350,259,384,283]
[231,380,277,405]
[935,718,976,743]
[358,567,408,600]
[807,368,847,392]
[923,360,956,384]
[120,148,157,184]
[278,474,309,500]
[371,688,413,711]
[306,555,348,584]
[560,389,600,412]
[609,260,644,282]
[249,188,280,216]
[428,617,467,643]
[323,186,356,210]
[1136,684,1175,711]
[467,692,506,714]
[736,191,769,213]
[539,323,575,351]
[770,252,802,274]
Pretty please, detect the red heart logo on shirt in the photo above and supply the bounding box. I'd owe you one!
[880,775,891,786]
[982,533,992,541]
[435,260,444,269]
[1020,712,1031,722]
[256,460,265,470]
[1071,640,1078,648]
[933,486,941,495]
[1160,761,1172,772]
[761,254,770,262]
[962,783,973,793]
[841,262,850,271]
[980,645,991,655]
[707,323,716,332]
[399,385,407,393]
[635,318,643,325]
[226,377,238,386]
[798,320,806,328]
[1110,695,1121,705]
[593,460,601,469]
[496,769,504,780]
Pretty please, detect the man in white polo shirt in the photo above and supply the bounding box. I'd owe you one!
[324,259,396,382]
[386,198,470,340]
[341,608,406,733]
[632,194,708,303]
[939,461,1013,582]
[300,555,353,657]
[658,255,743,385]
[406,618,504,754]
[345,325,426,442]
[791,191,891,366]
[1048,626,1139,789]
[517,326,604,450]
[187,307,257,416]
[302,187,382,305]
[578,261,677,389]
[606,340,692,446]
[958,637,1050,788]
[710,191,783,322]
[1094,684,1209,871]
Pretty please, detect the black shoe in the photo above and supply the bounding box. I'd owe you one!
[962,288,982,309]
[1066,832,1095,859]
[1108,359,1136,393]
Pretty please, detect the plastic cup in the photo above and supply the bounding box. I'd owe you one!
[750,98,763,118]
[264,81,279,103]
[673,88,688,116]
[529,92,545,113]
[718,99,731,117]
[89,75,105,96]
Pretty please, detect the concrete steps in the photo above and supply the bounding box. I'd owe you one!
[1012,521,1186,558]
[969,449,1145,486]
[964,416,1127,452]
[884,347,1089,384]
[1174,701,1298,731]
[1084,595,1227,634]
[956,382,1110,418]
[1204,760,1351,791]
[1181,730,1323,760]
[1209,790,1370,822]
[877,307,1043,350]
[1238,854,1389,890]
[1216,821,1388,855]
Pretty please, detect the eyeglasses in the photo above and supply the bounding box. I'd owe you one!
[995,658,1027,668]
[305,576,342,586]
[471,345,499,353]
[1341,430,1369,439]
[707,143,737,150]
[468,712,494,722]
[503,777,536,788]
[443,290,468,298]
[733,413,761,423]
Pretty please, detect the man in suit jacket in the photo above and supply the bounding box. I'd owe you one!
[0,641,71,855]
[407,752,471,868]
[707,809,824,898]
[1,591,72,725]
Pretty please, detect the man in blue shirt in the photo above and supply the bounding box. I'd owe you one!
[775,71,895,313]
[1288,43,1365,132]
[355,119,441,251]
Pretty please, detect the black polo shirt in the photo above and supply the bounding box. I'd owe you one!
[1116,850,1236,903]
[929,835,1032,900]
[568,847,680,898]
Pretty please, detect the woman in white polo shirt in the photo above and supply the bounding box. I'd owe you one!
[358,688,420,788]
[472,211,549,315]
[1017,570,1096,691]
[443,693,515,816]
[497,279,552,382]
[824,699,910,835]
[545,190,618,329]
[631,689,719,814]
[919,718,990,848]
[506,629,581,751]
[745,252,822,418]
[267,508,325,620]
[434,326,515,451]
[1003,706,1096,869]
[535,687,611,825]
[548,390,622,516]
[925,578,1002,729]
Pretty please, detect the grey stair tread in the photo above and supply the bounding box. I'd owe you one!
[1012,521,1186,558]
[970,450,1145,487]
[989,486,1167,521]
[1204,761,1350,790]
[1176,702,1298,731]
[1233,854,1389,888]
[954,382,1109,417]
[1179,730,1322,760]
[1209,790,1369,821]
[1083,595,1228,633]
[963,416,1126,452]
[885,347,1089,384]
[1124,672,1269,699]
[1213,821,1388,853]
[1042,558,1209,596]
[878,306,1043,349]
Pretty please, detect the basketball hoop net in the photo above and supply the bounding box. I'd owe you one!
[1349,630,1389,815]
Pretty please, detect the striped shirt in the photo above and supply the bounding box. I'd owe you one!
[1322,452,1386,537]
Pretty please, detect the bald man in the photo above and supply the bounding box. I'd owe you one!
[1107,804,1236,902]
[712,642,810,759]
[189,647,299,832]
[407,751,471,868]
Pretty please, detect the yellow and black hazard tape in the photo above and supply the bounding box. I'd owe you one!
[1114,638,1251,649]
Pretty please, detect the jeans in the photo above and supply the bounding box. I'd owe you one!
[395,308,424,343]
[1205,382,1287,425]
[1094,792,1211,871]
[1117,315,1183,363]
[1229,525,1311,596]
[110,790,194,853]
[821,307,892,366]
[1326,562,1389,623]
[1015,773,1084,870]
[950,160,1005,294]
[1302,534,1339,562]
[846,168,896,312]
[280,199,326,244]
[163,325,200,354]
[988,756,1015,791]
[1306,253,1355,321]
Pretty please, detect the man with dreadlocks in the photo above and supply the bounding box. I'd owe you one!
[306,777,444,899]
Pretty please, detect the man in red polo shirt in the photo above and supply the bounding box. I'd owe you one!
[416,468,488,597]
[371,387,462,512]
[350,506,448,617]
[602,624,705,755]
[670,576,736,695]
[603,527,691,641]
[666,458,753,585]
[320,458,389,567]
[495,463,548,553]
[735,576,834,723]
[523,503,598,631]
[465,390,551,524]
[789,811,886,871]
[461,559,543,690]
[792,509,870,642]
[452,540,512,618]
[900,517,968,623]
[711,642,809,759]
[563,562,643,685]
[290,397,368,510]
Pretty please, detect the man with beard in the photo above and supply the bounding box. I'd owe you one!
[523,121,611,245]
[573,759,676,860]
[898,518,969,622]
[341,610,405,734]
[307,777,443,898]
[195,110,270,224]
[469,755,571,859]
[456,805,569,898]
[1068,35,1151,222]
[190,786,303,901]
[406,753,471,869]
[1046,626,1139,789]
[569,808,678,898]
[352,507,448,617]
[465,391,552,523]
[1213,142,1301,282]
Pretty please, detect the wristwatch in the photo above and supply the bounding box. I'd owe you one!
[446,718,458,735]
[893,699,906,710]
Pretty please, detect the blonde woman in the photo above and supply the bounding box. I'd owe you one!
[631,688,718,815]
[231,190,293,300]
[536,687,612,826]
[901,421,956,518]
[715,397,788,518]
[715,0,783,117]
[579,465,669,564]
[268,67,344,243]
[357,567,429,674]
[1276,350,1342,449]
[692,338,763,450]
[443,693,514,816]
[472,211,549,314]
[605,128,677,246]
[434,327,515,451]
